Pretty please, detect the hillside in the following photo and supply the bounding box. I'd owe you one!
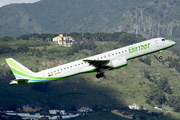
[0,0,153,37]
[1,0,180,39]
[0,33,180,119]
[116,0,180,38]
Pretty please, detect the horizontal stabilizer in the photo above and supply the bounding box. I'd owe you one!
[10,79,29,85]
[14,79,29,82]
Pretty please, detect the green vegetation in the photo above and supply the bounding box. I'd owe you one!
[0,0,153,37]
[72,111,129,120]
[0,32,180,119]
[119,0,180,38]
[1,0,180,39]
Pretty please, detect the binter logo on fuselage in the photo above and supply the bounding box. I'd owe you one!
[129,43,151,53]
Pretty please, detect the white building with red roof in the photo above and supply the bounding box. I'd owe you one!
[53,34,74,47]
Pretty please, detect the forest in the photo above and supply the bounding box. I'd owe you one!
[0,32,145,57]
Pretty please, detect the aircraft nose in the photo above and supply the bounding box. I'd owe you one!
[167,40,176,45]
[172,41,176,45]
[171,41,176,45]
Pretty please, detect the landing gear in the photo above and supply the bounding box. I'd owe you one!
[96,73,104,78]
[158,50,163,60]
[96,68,105,78]
[159,56,163,60]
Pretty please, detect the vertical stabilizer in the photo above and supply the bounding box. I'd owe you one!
[6,58,35,80]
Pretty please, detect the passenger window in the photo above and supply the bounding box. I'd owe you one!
[119,52,120,54]
[162,39,165,41]
[125,50,127,52]
[122,51,124,53]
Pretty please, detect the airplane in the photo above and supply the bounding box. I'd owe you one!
[6,38,176,85]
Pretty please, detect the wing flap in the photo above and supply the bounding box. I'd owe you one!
[83,60,109,67]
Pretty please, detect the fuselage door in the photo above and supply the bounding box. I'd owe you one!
[41,72,47,80]
[154,40,159,47]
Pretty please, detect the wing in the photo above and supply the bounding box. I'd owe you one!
[83,59,109,68]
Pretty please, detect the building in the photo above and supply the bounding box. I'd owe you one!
[60,110,65,115]
[154,106,163,111]
[62,113,79,119]
[77,107,92,112]
[53,34,74,47]
[128,103,140,110]
[21,105,40,112]
[49,110,65,115]
[49,110,59,114]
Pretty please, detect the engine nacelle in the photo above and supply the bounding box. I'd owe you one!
[108,57,127,69]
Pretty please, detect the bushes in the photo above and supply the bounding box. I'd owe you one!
[165,56,180,73]
[139,56,151,65]
[146,87,167,105]
[0,43,12,54]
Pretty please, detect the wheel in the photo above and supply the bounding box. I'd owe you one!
[96,74,100,78]
[159,56,163,60]
[100,73,104,77]
[96,73,104,78]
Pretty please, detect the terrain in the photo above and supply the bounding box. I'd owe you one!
[0,0,153,37]
[0,32,180,119]
[1,0,180,39]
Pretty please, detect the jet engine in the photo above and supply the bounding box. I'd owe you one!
[108,57,127,69]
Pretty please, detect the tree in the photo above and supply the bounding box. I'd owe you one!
[174,103,180,112]
[147,87,167,105]
[158,77,172,94]
[0,36,14,42]
[70,105,77,111]
[143,56,151,65]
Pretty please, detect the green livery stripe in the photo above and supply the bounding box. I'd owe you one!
[6,58,33,75]
[166,40,174,42]
[16,69,96,84]
[114,64,127,69]
[10,67,41,79]
[127,44,176,60]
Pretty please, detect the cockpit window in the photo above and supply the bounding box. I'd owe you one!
[162,39,165,41]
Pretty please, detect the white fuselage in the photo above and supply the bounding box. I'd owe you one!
[35,38,175,82]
